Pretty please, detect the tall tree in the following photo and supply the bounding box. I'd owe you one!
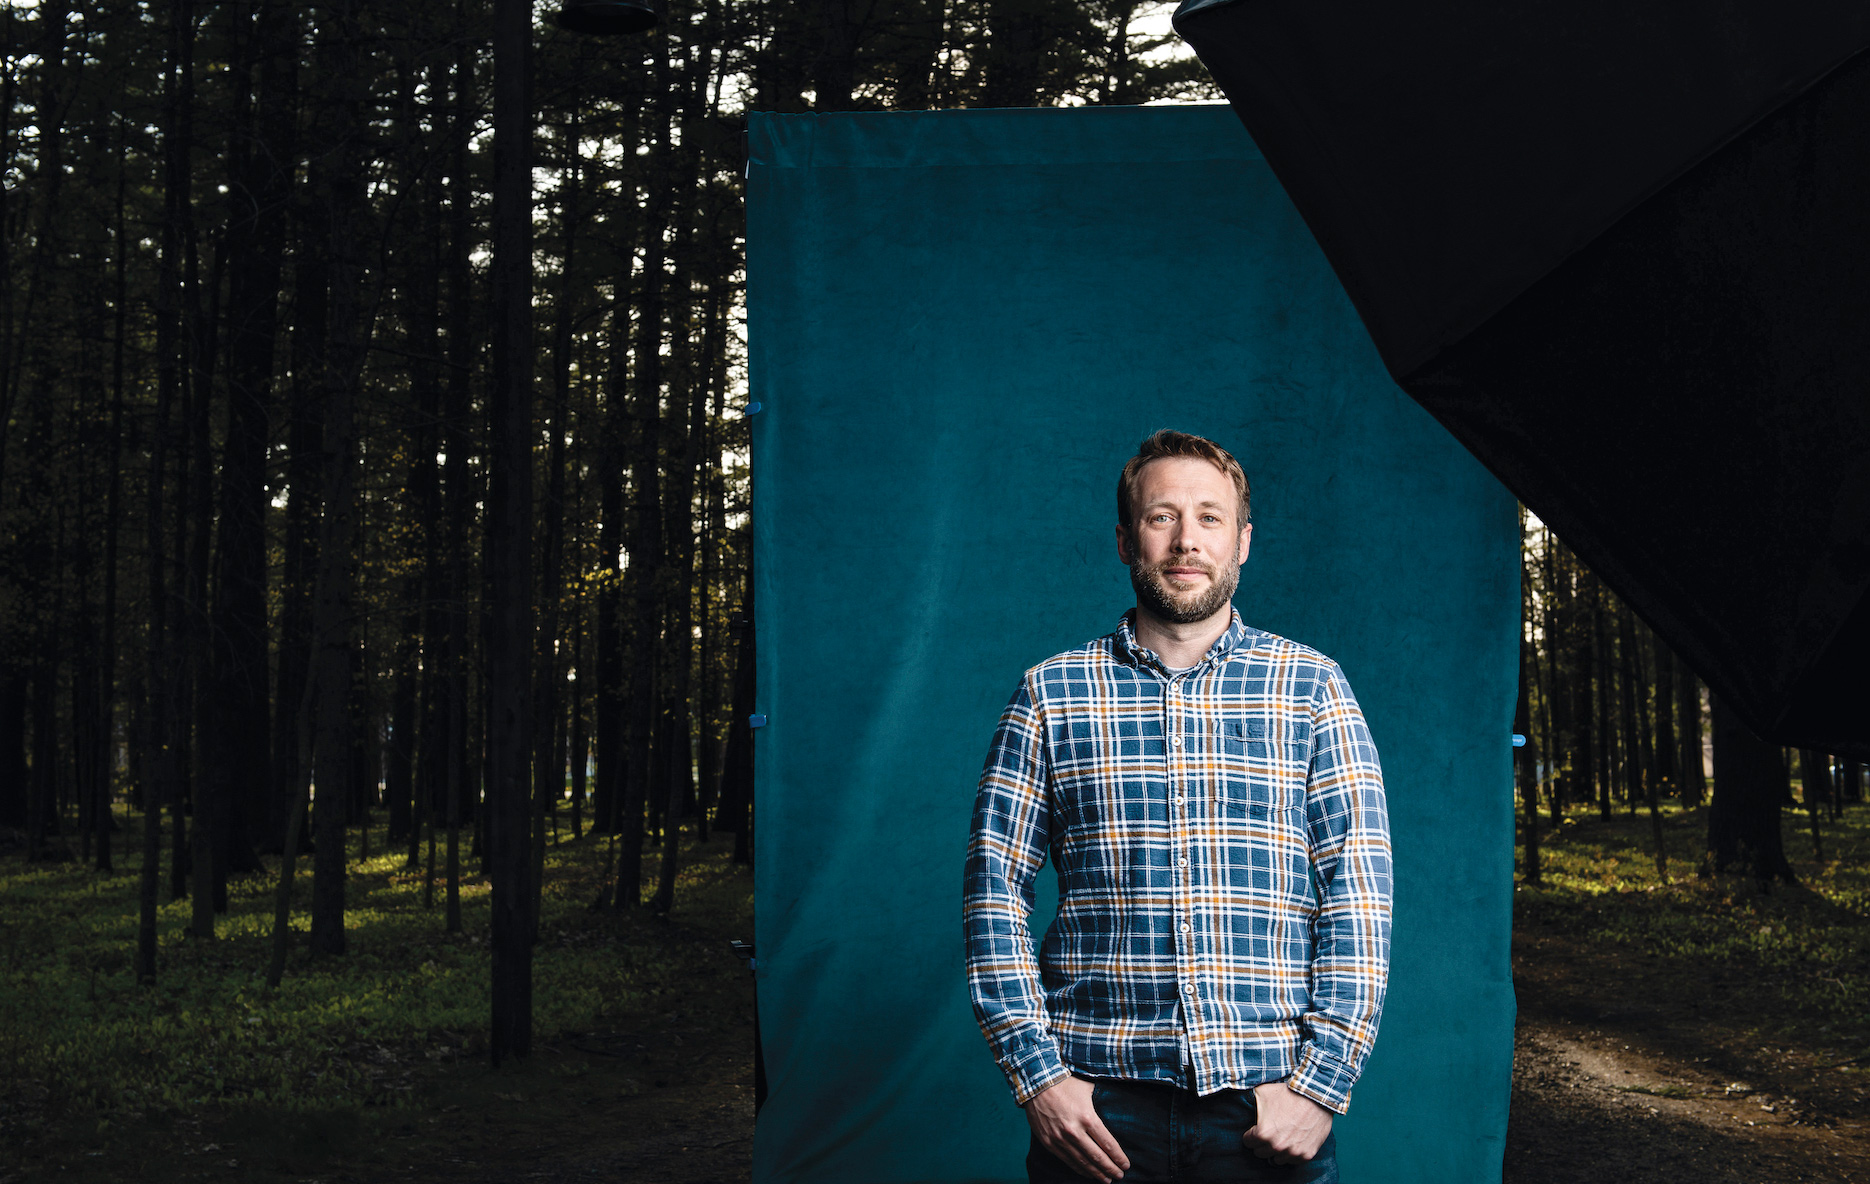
[1677,663,1706,807]
[616,38,672,912]
[307,0,369,957]
[1798,749,1831,856]
[201,0,292,919]
[487,0,535,1065]
[1652,629,1676,792]
[1708,695,1796,886]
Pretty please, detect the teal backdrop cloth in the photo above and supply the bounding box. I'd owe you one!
[745,105,1519,1184]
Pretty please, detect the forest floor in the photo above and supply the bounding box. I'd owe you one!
[5,801,1868,1183]
[1,819,759,1184]
[1507,802,1870,1183]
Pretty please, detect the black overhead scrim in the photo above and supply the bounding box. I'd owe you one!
[1175,0,1870,757]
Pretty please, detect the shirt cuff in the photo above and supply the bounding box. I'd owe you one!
[1286,1044,1357,1115]
[999,1032,1073,1105]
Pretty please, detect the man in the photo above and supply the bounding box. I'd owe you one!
[964,430,1392,1183]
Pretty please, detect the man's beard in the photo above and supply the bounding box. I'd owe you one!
[1130,548,1240,626]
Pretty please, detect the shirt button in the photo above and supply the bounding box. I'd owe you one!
[1182,981,1195,995]
[1172,735,1183,748]
[1179,921,1191,933]
[1178,857,1188,868]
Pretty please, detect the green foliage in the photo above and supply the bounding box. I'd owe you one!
[1516,803,1870,1056]
[0,816,752,1124]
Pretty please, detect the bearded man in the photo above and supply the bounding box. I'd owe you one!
[964,429,1393,1183]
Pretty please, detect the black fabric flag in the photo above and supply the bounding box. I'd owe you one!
[1176,0,1870,756]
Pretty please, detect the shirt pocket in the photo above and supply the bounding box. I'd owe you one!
[1216,717,1278,820]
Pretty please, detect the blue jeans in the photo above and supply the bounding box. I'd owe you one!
[1027,1079,1340,1184]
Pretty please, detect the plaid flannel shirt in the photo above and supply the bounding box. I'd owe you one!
[963,610,1391,1114]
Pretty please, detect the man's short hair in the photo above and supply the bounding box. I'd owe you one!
[1116,429,1251,528]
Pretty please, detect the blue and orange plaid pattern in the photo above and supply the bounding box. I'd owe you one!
[964,610,1392,1114]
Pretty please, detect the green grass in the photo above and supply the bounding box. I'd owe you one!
[0,811,753,1129]
[1514,796,1870,1060]
[1618,1083,1699,1099]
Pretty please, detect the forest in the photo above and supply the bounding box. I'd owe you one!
[1516,515,1865,886]
[0,0,1212,992]
[2,0,1866,1180]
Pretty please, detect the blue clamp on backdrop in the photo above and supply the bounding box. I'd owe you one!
[745,401,764,415]
[749,714,768,729]
[1511,734,1526,747]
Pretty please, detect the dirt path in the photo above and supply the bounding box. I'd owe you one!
[1507,921,1870,1184]
[436,915,1870,1184]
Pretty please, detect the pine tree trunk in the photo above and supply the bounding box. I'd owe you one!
[487,0,536,1065]
[1591,587,1612,818]
[272,241,328,855]
[1678,665,1706,806]
[95,112,132,874]
[201,0,288,918]
[1799,750,1830,858]
[140,0,192,981]
[307,0,368,957]
[530,112,580,932]
[617,53,671,910]
[590,88,642,849]
[569,623,588,841]
[1708,695,1796,886]
[1839,760,1863,805]
[440,20,474,939]
[1651,643,1675,796]
[1566,563,1591,824]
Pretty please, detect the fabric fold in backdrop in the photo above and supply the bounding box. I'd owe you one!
[745,104,1518,1184]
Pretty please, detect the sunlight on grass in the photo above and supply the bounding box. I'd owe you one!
[1515,799,1870,1053]
[0,814,752,1120]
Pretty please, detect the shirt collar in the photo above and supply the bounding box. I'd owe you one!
[1114,607,1250,674]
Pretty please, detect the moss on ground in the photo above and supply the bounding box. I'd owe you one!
[0,814,753,1159]
[1514,797,1870,1061]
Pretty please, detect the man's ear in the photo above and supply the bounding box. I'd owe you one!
[1237,523,1253,566]
[1115,522,1134,564]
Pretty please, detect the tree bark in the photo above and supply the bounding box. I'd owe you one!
[1708,695,1796,887]
[530,110,581,934]
[202,0,289,920]
[0,677,23,830]
[307,0,368,958]
[488,0,535,1065]
[1653,638,1677,793]
[140,0,191,981]
[273,246,329,857]
[1677,664,1706,807]
[96,109,133,874]
[1799,750,1830,858]
[1591,583,1612,818]
[1839,759,1863,806]
[616,37,676,913]
[440,17,475,939]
